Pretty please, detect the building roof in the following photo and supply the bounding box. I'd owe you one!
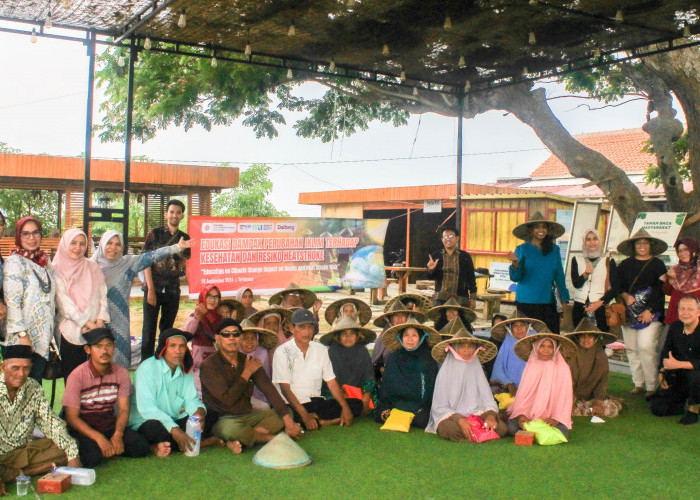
[530,128,655,178]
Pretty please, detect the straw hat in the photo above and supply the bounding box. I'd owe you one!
[513,333,577,362]
[253,432,312,469]
[490,310,548,342]
[248,306,293,327]
[269,283,318,309]
[438,316,468,339]
[431,328,498,364]
[373,299,426,328]
[616,228,668,257]
[219,299,246,321]
[382,318,441,352]
[512,211,565,240]
[319,316,377,346]
[324,297,372,326]
[384,293,432,315]
[427,297,477,323]
[563,317,617,346]
[239,318,279,350]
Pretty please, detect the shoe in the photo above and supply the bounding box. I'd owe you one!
[630,387,644,394]
[679,412,699,425]
[644,391,655,400]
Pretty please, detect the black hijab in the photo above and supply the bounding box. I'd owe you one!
[328,341,374,388]
[380,341,438,413]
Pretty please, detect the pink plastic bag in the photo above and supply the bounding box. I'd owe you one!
[465,415,501,443]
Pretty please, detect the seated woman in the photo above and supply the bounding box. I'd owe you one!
[565,318,623,418]
[385,293,432,316]
[218,299,246,321]
[372,300,427,381]
[507,333,576,437]
[248,306,293,346]
[489,311,547,395]
[324,297,372,328]
[182,284,222,396]
[375,320,440,429]
[426,327,504,440]
[320,316,377,416]
[236,287,258,318]
[427,297,477,332]
[438,317,471,341]
[238,318,279,411]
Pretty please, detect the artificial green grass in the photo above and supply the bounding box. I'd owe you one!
[26,372,697,499]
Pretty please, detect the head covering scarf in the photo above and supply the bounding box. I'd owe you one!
[11,216,49,267]
[380,341,438,414]
[570,341,609,401]
[91,230,132,288]
[507,338,574,429]
[426,349,498,433]
[581,229,603,260]
[155,328,194,374]
[328,340,374,388]
[257,311,287,345]
[490,326,529,385]
[52,228,105,311]
[669,237,700,292]
[236,287,258,317]
[195,284,223,343]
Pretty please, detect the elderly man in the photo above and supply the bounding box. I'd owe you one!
[201,318,301,454]
[426,226,477,311]
[0,345,79,495]
[63,328,150,467]
[273,309,363,431]
[651,295,700,424]
[129,328,217,456]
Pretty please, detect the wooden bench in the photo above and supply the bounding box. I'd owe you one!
[478,292,505,319]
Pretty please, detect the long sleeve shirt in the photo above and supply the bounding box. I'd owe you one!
[570,256,618,304]
[128,356,204,431]
[142,227,190,294]
[426,249,477,301]
[509,241,570,304]
[55,277,109,346]
[616,257,666,316]
[0,375,78,460]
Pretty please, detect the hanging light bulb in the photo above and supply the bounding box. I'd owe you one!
[347,0,355,7]
[444,15,452,30]
[118,55,126,67]
[522,67,529,76]
[464,80,471,91]
[30,27,37,43]
[684,24,691,37]
[593,47,601,58]
[529,31,536,45]
[178,12,187,28]
[400,70,406,81]
[62,0,71,8]
[529,0,537,5]
[45,12,52,29]
[244,43,251,56]
[288,23,296,36]
[329,60,336,72]
[287,68,293,78]
[144,37,152,50]
[458,55,465,68]
[413,86,418,96]
[382,44,389,56]
[211,56,217,68]
[615,10,623,23]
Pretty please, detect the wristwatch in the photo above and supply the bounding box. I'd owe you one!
[18,331,28,338]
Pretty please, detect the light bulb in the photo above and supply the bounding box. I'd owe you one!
[464,80,471,91]
[144,37,152,50]
[593,48,601,58]
[382,44,389,56]
[329,60,336,71]
[287,68,293,78]
[444,16,452,30]
[118,55,126,67]
[45,12,52,29]
[178,12,186,28]
[458,55,465,67]
[31,27,37,43]
[244,43,251,56]
[288,23,296,36]
[400,70,406,81]
[62,0,71,8]
[684,25,691,37]
[211,56,217,68]
[347,0,355,7]
[615,10,623,23]
[413,86,418,96]
[522,67,529,76]
[529,0,537,5]
[529,32,536,45]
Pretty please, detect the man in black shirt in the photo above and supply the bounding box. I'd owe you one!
[426,226,477,313]
[650,295,700,424]
[141,200,191,361]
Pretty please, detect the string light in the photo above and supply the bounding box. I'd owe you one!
[529,0,537,5]
[347,0,355,7]
[211,55,217,68]
[593,47,601,58]
[464,80,471,91]
[444,15,452,30]
[30,27,37,43]
[178,11,187,28]
[382,44,390,56]
[400,70,406,81]
[244,43,251,56]
[529,31,536,44]
[684,24,691,37]
[144,37,152,50]
[615,10,623,23]
[117,55,126,67]
[413,86,418,96]
[288,23,296,36]
[62,0,71,8]
[458,55,465,68]
[287,68,293,78]
[522,67,529,76]
[45,12,52,29]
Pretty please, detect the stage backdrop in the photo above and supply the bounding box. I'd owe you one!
[187,216,389,298]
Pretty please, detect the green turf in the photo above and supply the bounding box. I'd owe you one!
[24,372,697,499]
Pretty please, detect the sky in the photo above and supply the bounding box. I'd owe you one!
[0,26,659,216]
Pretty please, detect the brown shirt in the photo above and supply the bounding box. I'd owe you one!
[437,250,460,300]
[200,351,289,418]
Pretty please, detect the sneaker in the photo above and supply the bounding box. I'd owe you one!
[679,412,699,425]
[630,387,644,395]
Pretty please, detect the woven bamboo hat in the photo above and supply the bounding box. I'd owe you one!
[616,228,668,257]
[431,328,498,364]
[513,333,577,362]
[384,293,432,315]
[269,283,318,309]
[382,318,441,352]
[248,306,293,327]
[319,316,377,346]
[490,310,548,342]
[239,318,279,350]
[373,299,426,328]
[563,317,617,346]
[438,317,468,339]
[512,211,565,240]
[218,299,246,321]
[427,297,477,323]
[324,297,372,326]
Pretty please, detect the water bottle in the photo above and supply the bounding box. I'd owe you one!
[185,415,201,457]
[52,467,96,486]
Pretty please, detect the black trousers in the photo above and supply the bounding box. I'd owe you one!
[650,370,700,416]
[572,301,610,332]
[141,290,180,361]
[60,337,88,383]
[137,417,188,451]
[516,302,560,334]
[289,398,364,429]
[68,427,150,468]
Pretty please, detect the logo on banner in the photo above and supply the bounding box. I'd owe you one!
[276,222,298,233]
[238,222,274,233]
[202,223,237,233]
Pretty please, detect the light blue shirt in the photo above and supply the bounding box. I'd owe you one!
[509,241,570,304]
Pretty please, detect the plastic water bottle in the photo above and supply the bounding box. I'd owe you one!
[185,415,201,457]
[52,466,96,486]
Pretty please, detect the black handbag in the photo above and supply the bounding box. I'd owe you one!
[43,339,63,381]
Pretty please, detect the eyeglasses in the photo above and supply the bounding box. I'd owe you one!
[206,294,221,301]
[442,234,456,240]
[286,292,301,297]
[20,230,42,238]
[218,330,241,338]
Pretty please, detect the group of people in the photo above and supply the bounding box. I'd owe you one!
[2,205,700,493]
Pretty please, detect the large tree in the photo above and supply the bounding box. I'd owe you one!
[212,163,288,217]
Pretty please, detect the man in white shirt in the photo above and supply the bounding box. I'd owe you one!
[273,309,363,431]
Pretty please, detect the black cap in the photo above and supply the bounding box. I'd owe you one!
[83,327,115,346]
[291,308,316,325]
[217,318,241,334]
[3,345,33,360]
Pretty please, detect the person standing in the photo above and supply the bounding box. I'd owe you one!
[141,200,191,361]
[661,238,700,326]
[426,226,477,311]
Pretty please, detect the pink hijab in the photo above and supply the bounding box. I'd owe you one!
[53,228,105,311]
[507,338,573,429]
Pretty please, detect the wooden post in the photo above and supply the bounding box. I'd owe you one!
[405,208,411,266]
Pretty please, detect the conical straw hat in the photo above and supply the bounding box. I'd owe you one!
[512,211,565,240]
[252,432,312,469]
[563,317,617,346]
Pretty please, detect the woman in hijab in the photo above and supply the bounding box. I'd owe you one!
[2,217,56,382]
[375,320,440,429]
[236,287,258,318]
[570,229,618,330]
[91,230,191,368]
[565,319,623,418]
[507,334,576,437]
[319,316,377,416]
[661,238,700,326]
[426,329,503,441]
[183,284,222,396]
[238,318,279,411]
[248,306,293,346]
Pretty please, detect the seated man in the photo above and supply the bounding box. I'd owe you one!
[272,309,363,431]
[201,319,301,453]
[651,295,700,425]
[0,346,80,495]
[129,328,219,456]
[63,328,150,467]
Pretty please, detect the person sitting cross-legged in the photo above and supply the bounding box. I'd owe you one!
[63,328,150,467]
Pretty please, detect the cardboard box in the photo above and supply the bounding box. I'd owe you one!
[37,473,71,494]
[514,430,535,446]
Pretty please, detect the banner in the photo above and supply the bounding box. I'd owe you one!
[187,216,389,298]
[630,212,686,248]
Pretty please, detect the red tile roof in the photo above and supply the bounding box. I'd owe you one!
[531,129,655,178]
